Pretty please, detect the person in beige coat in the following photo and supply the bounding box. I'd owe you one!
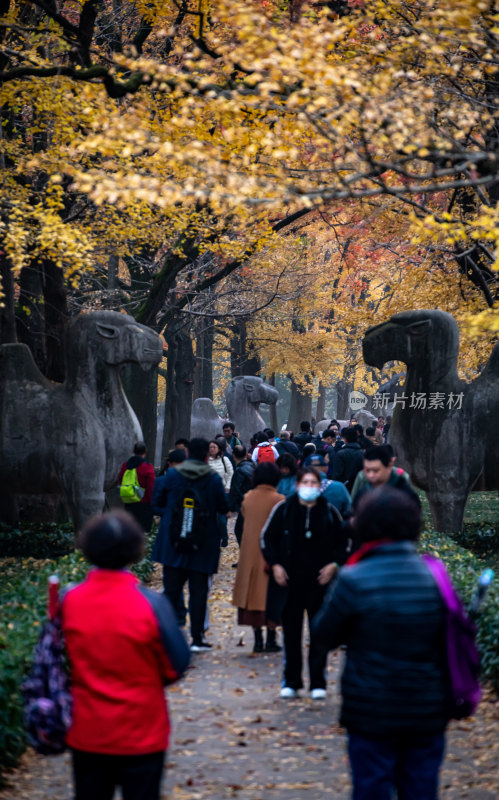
[232,462,285,653]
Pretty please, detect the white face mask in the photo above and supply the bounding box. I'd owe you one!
[298,486,321,503]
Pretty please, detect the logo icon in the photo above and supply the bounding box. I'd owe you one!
[349,390,368,411]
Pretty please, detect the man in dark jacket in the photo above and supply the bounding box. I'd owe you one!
[152,438,229,651]
[312,488,449,800]
[117,441,156,532]
[275,430,300,458]
[293,421,313,454]
[351,445,420,512]
[229,445,255,546]
[331,427,363,489]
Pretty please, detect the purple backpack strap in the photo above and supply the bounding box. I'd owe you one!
[422,555,460,613]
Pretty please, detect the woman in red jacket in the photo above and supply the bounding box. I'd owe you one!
[62,511,190,800]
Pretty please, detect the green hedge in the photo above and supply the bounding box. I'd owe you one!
[0,523,75,558]
[0,547,153,785]
[419,531,499,689]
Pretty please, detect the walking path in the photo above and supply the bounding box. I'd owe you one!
[1,542,498,799]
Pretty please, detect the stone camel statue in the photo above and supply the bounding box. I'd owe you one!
[190,398,225,441]
[226,376,279,447]
[0,311,163,531]
[363,309,499,532]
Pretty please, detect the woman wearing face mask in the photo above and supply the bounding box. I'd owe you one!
[261,467,349,700]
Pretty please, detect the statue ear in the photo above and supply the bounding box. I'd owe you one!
[96,323,120,339]
[408,320,431,337]
[243,382,254,391]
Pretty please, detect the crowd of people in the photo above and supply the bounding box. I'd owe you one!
[60,414,462,799]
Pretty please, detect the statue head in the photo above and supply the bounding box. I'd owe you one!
[226,376,279,410]
[66,311,163,372]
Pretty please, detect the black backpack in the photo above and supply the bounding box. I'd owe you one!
[169,478,211,553]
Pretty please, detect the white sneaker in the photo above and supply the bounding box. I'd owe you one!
[280,686,297,699]
[310,688,327,700]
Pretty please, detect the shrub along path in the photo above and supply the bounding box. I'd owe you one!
[0,541,498,800]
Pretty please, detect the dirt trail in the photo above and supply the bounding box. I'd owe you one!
[1,542,497,799]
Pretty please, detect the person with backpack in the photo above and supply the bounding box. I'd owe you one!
[117,442,156,532]
[251,431,279,463]
[312,487,454,800]
[261,467,350,700]
[152,438,229,651]
[60,511,189,800]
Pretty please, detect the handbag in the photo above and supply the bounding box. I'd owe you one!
[423,555,481,719]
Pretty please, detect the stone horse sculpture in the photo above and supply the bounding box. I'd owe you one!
[363,309,499,532]
[0,311,162,531]
[226,375,279,447]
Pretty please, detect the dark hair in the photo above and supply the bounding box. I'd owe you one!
[159,448,186,475]
[386,416,392,423]
[341,427,358,444]
[384,443,394,458]
[253,462,281,488]
[302,443,316,458]
[365,426,376,437]
[364,445,391,467]
[353,487,421,543]
[79,511,144,569]
[168,448,186,464]
[223,422,235,431]
[133,441,146,456]
[323,428,336,440]
[215,435,228,451]
[276,452,298,475]
[175,437,190,448]
[296,466,322,484]
[233,444,247,459]
[329,419,339,427]
[255,430,267,444]
[300,421,311,432]
[264,428,275,439]
[354,423,364,434]
[209,439,223,457]
[189,437,210,461]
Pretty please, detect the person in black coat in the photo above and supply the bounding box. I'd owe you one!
[261,467,350,700]
[312,487,451,800]
[331,427,364,489]
[229,444,256,546]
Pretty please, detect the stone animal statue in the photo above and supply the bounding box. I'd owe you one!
[190,398,225,441]
[363,309,499,532]
[226,376,279,447]
[0,311,163,531]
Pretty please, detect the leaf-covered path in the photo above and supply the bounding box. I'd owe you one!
[1,542,498,800]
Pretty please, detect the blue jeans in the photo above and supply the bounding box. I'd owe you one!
[348,731,445,800]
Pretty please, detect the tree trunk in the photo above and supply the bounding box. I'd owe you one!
[287,379,313,434]
[231,318,260,377]
[194,321,214,399]
[268,373,279,433]
[162,328,179,455]
[0,254,17,344]
[316,382,326,422]
[16,261,46,371]
[42,259,68,382]
[122,365,158,458]
[175,328,195,439]
[336,379,353,420]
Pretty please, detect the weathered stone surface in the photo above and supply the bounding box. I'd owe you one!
[190,398,225,442]
[363,309,499,532]
[0,311,162,531]
[226,376,279,447]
